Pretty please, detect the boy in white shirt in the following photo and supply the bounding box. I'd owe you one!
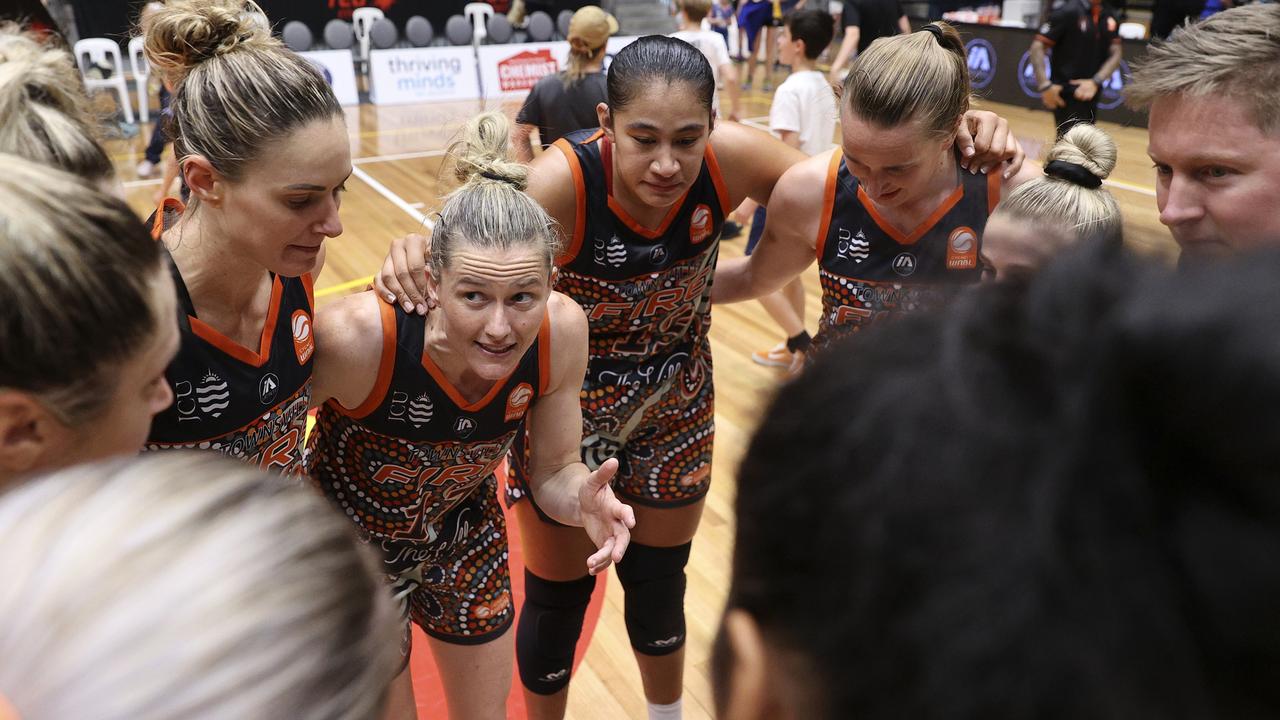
[671,0,743,121]
[746,8,837,372]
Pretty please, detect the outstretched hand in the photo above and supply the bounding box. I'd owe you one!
[955,109,1026,180]
[579,458,636,575]
[373,232,433,315]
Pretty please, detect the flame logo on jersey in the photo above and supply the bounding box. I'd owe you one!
[407,393,434,427]
[689,203,713,245]
[505,383,534,422]
[291,310,314,364]
[196,371,229,418]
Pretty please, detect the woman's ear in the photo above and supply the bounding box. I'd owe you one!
[0,391,63,481]
[716,609,783,720]
[182,155,224,207]
[597,103,613,141]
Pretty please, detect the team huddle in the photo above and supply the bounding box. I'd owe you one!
[2,0,1280,718]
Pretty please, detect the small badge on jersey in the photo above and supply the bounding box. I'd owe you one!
[892,252,917,277]
[505,383,534,422]
[259,373,280,405]
[946,226,979,270]
[690,203,713,245]
[291,309,315,364]
[455,416,477,438]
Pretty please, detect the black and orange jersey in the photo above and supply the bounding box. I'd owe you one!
[145,200,314,475]
[549,129,728,453]
[306,302,550,576]
[814,149,999,350]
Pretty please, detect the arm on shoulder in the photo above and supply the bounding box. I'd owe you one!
[312,290,386,410]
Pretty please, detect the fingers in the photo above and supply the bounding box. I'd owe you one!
[590,457,620,488]
[967,112,996,171]
[374,254,406,307]
[978,119,1011,175]
[389,240,428,315]
[587,537,615,575]
[1003,134,1026,180]
[611,529,630,564]
[955,121,977,170]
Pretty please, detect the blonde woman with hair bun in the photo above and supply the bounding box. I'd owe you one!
[981,123,1122,280]
[141,0,349,474]
[714,21,1039,354]
[306,111,634,720]
[0,452,401,720]
[0,155,179,492]
[0,23,117,190]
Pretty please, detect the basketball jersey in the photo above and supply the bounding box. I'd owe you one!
[814,149,1000,350]
[551,128,729,451]
[306,302,550,575]
[145,200,314,475]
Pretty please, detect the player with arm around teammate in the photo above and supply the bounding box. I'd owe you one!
[307,112,635,720]
[714,22,1038,354]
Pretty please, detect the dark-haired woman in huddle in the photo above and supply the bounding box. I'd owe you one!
[377,34,1021,719]
[714,22,1040,351]
[140,0,348,472]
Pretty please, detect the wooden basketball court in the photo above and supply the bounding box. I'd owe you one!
[105,84,1175,719]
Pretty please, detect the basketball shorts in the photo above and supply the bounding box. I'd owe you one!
[738,1,774,50]
[387,475,513,659]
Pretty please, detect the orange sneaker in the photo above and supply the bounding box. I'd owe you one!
[751,342,794,368]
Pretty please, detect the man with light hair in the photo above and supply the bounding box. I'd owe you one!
[1125,3,1280,259]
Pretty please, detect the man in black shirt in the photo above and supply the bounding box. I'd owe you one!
[1030,0,1123,137]
[827,0,909,84]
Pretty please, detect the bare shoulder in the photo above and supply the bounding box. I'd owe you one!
[315,290,383,360]
[774,149,837,210]
[709,121,808,207]
[528,142,578,230]
[547,291,588,356]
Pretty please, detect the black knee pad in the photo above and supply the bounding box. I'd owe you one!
[517,570,596,695]
[615,541,692,656]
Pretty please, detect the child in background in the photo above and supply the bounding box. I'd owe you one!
[672,0,743,122]
[710,0,734,47]
[744,8,835,372]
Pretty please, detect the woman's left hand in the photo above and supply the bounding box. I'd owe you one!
[956,109,1026,179]
[579,458,636,575]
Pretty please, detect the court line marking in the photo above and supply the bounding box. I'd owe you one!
[317,274,375,298]
[351,165,434,227]
[121,149,447,189]
[1104,178,1157,197]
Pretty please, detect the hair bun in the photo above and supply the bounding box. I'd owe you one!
[1046,124,1117,182]
[143,0,273,85]
[449,112,530,191]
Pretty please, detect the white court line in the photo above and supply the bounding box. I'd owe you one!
[741,118,770,131]
[353,148,448,165]
[1104,178,1157,197]
[123,178,161,188]
[351,165,435,229]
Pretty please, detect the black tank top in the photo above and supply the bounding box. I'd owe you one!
[814,149,1000,350]
[145,200,314,475]
[306,302,549,573]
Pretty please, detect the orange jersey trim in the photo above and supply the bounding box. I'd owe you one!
[815,148,842,260]
[857,182,964,246]
[343,298,398,418]
[151,197,185,241]
[987,169,1003,215]
[420,344,516,413]
[301,272,316,307]
[537,311,552,395]
[704,142,732,216]
[188,276,284,368]
[553,131,599,265]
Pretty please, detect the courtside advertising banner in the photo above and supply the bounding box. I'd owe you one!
[299,50,359,106]
[369,46,482,105]
[477,37,641,98]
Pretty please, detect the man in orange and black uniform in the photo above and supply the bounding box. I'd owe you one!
[1029,0,1123,137]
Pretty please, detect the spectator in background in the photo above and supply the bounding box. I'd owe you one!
[1029,0,1123,137]
[136,1,169,179]
[710,0,735,47]
[1125,2,1280,259]
[512,6,618,161]
[713,241,1280,720]
[826,0,910,84]
[672,0,743,121]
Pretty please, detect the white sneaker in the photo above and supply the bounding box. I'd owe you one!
[136,160,157,178]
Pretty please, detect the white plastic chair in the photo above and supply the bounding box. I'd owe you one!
[352,6,385,69]
[464,2,495,43]
[73,38,134,124]
[1118,21,1147,39]
[127,36,150,124]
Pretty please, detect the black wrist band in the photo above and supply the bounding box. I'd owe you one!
[786,331,812,354]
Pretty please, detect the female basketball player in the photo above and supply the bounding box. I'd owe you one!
[375,34,1022,720]
[0,156,179,492]
[0,453,399,720]
[0,23,119,190]
[141,0,349,472]
[307,112,635,720]
[712,22,1040,352]
[981,123,1122,281]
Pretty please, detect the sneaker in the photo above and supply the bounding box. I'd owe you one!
[762,78,774,92]
[751,342,794,368]
[721,220,744,240]
[136,159,157,178]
